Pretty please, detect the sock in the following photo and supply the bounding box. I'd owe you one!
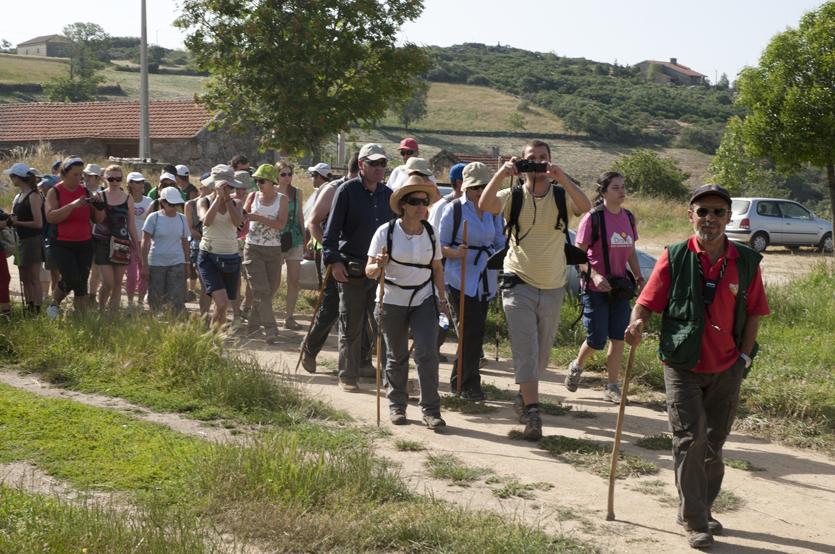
[525,403,540,415]
[607,383,618,390]
[574,360,583,370]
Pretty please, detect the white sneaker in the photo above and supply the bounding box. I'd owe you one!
[564,360,583,392]
[603,384,626,404]
[46,304,59,320]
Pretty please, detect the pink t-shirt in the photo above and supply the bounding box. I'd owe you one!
[575,208,638,292]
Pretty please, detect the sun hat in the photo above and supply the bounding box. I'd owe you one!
[307,162,332,178]
[403,157,433,176]
[251,164,279,184]
[449,163,467,183]
[359,143,387,161]
[390,175,437,216]
[233,170,251,189]
[462,162,491,189]
[3,162,32,178]
[175,164,189,177]
[201,164,244,189]
[160,186,185,205]
[398,138,419,151]
[83,164,103,176]
[690,183,731,206]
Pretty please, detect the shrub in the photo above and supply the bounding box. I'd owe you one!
[609,148,690,199]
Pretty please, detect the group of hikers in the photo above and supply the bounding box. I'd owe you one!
[1,136,769,549]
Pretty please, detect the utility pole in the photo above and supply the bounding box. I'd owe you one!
[140,0,151,160]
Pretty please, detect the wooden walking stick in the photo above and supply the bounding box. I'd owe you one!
[494,294,501,361]
[456,221,468,394]
[606,340,639,521]
[295,264,332,372]
[376,246,387,427]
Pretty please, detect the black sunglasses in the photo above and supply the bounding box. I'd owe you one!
[364,159,388,168]
[468,184,486,191]
[107,177,123,183]
[399,149,416,156]
[403,197,430,207]
[255,178,271,185]
[694,207,728,218]
[278,172,292,177]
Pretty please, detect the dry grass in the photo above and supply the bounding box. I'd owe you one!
[96,68,208,101]
[0,53,68,83]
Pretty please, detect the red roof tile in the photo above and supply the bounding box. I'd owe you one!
[0,100,214,142]
[17,35,71,46]
[645,60,707,78]
[453,153,513,175]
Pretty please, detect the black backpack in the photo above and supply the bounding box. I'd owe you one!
[385,219,438,309]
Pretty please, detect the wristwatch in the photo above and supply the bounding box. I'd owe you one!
[739,353,752,369]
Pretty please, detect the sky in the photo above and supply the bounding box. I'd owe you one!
[0,0,824,83]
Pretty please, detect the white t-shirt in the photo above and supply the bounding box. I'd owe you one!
[133,196,153,239]
[368,220,442,307]
[143,211,190,266]
[428,194,458,231]
[386,167,438,191]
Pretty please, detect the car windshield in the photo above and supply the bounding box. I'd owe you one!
[732,200,750,215]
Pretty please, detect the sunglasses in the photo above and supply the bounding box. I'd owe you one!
[403,197,430,207]
[399,150,416,156]
[279,172,292,177]
[255,178,271,185]
[468,184,486,191]
[694,207,728,218]
[107,177,123,183]
[364,159,387,168]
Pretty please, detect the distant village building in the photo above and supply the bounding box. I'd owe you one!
[637,58,707,86]
[16,35,71,58]
[0,100,277,170]
[428,149,513,183]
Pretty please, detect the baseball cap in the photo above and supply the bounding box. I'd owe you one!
[51,161,61,172]
[40,175,60,188]
[127,171,145,182]
[449,163,467,182]
[307,162,332,178]
[690,184,731,206]
[160,186,185,204]
[403,157,433,176]
[160,172,177,183]
[398,138,419,151]
[83,164,103,176]
[462,162,490,189]
[29,168,41,178]
[176,164,190,177]
[3,163,32,178]
[359,143,387,161]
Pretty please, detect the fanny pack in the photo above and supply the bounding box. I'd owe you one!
[606,274,636,304]
[207,252,241,274]
[341,253,367,278]
[498,271,524,290]
[108,236,131,265]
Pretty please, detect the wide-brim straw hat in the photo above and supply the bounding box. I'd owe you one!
[390,175,437,216]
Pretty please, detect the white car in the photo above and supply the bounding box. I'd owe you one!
[727,197,833,253]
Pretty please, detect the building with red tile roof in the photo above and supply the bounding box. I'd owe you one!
[636,58,707,86]
[16,35,71,57]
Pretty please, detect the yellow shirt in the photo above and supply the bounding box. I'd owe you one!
[493,185,574,290]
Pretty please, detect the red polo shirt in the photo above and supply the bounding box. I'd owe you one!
[637,236,770,373]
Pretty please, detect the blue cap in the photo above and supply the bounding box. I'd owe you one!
[40,175,60,188]
[51,160,61,171]
[200,172,211,181]
[449,163,467,182]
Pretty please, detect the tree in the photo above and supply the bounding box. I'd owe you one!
[176,0,432,157]
[609,148,690,199]
[43,76,100,103]
[506,113,526,132]
[735,2,835,245]
[62,22,110,79]
[716,72,730,91]
[0,39,11,53]
[390,79,428,129]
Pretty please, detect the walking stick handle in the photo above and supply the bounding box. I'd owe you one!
[296,263,333,372]
[606,342,638,521]
[376,246,386,427]
[456,221,468,394]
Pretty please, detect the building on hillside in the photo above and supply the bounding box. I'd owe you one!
[636,58,707,86]
[428,149,513,182]
[16,35,71,58]
[0,100,277,170]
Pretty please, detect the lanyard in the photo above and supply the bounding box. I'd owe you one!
[697,254,733,336]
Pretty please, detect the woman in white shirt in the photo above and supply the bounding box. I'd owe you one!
[366,176,451,431]
[141,187,190,314]
[126,172,153,312]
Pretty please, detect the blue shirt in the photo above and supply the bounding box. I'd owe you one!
[439,196,505,300]
[323,176,395,265]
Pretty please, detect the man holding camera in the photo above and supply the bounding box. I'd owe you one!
[625,184,769,549]
[323,143,396,392]
[479,139,591,440]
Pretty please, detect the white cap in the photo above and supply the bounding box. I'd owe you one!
[29,168,41,178]
[160,187,185,204]
[3,163,32,178]
[127,171,145,182]
[83,164,103,176]
[160,172,177,183]
[176,164,189,177]
[307,162,332,178]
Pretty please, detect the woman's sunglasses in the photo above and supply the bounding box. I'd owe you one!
[364,159,388,168]
[399,150,416,156]
[694,207,728,218]
[467,184,486,191]
[279,172,293,177]
[403,197,430,207]
[107,177,123,183]
[256,178,272,185]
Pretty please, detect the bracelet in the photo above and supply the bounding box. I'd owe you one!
[439,299,447,304]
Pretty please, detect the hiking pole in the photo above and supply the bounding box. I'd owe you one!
[295,264,332,372]
[606,336,640,521]
[376,246,387,427]
[494,293,501,361]
[456,221,468,394]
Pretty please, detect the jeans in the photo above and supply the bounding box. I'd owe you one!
[337,276,380,384]
[447,286,488,393]
[380,297,440,415]
[305,261,340,357]
[243,243,283,337]
[665,357,744,531]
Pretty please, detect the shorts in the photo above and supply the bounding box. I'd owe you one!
[15,235,46,267]
[93,239,118,266]
[581,290,631,351]
[283,243,304,262]
[197,250,240,300]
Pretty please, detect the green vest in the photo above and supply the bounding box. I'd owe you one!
[658,239,762,371]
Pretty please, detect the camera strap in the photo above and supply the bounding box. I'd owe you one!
[697,254,733,336]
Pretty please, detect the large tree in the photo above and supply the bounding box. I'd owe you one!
[176,0,431,156]
[735,2,835,245]
[63,22,110,79]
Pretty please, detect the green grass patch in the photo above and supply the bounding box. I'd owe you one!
[571,410,598,419]
[425,453,493,486]
[508,430,525,441]
[483,382,515,401]
[395,439,425,452]
[635,434,673,451]
[441,394,497,414]
[724,457,762,471]
[539,436,659,479]
[540,399,572,416]
[629,479,678,507]
[711,490,745,513]
[487,477,554,500]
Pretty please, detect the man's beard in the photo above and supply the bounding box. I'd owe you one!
[696,224,723,242]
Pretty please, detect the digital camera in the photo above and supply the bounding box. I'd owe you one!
[514,160,548,173]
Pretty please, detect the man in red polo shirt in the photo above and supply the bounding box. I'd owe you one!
[625,184,769,549]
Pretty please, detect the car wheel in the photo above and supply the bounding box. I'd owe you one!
[749,232,768,253]
[819,233,833,253]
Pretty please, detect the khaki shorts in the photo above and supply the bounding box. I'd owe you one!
[283,244,304,262]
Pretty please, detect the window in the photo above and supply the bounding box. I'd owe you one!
[756,201,780,218]
[732,200,750,215]
[778,202,812,220]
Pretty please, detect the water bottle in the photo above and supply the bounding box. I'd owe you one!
[438,313,449,330]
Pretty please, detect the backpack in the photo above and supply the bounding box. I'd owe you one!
[384,219,438,308]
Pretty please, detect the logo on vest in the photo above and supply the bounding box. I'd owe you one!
[610,231,633,247]
[729,283,739,296]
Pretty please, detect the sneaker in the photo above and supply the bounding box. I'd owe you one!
[241,306,250,321]
[522,415,543,441]
[513,392,529,424]
[685,528,714,549]
[232,316,243,329]
[390,409,407,425]
[461,388,487,402]
[677,513,722,536]
[301,354,317,374]
[478,357,489,369]
[358,360,377,378]
[564,360,583,392]
[187,290,198,303]
[245,326,263,337]
[46,304,59,320]
[265,333,278,345]
[603,384,626,404]
[338,381,359,393]
[423,412,446,430]
[284,318,302,330]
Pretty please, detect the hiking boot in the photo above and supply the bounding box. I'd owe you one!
[338,381,359,392]
[478,357,489,369]
[46,304,59,320]
[564,360,583,392]
[522,415,543,441]
[390,409,407,425]
[423,412,446,430]
[301,354,317,374]
[358,360,377,378]
[603,383,627,404]
[265,332,278,345]
[284,317,302,330]
[514,392,529,424]
[187,289,198,303]
[677,513,722,536]
[461,388,487,402]
[685,528,714,549]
